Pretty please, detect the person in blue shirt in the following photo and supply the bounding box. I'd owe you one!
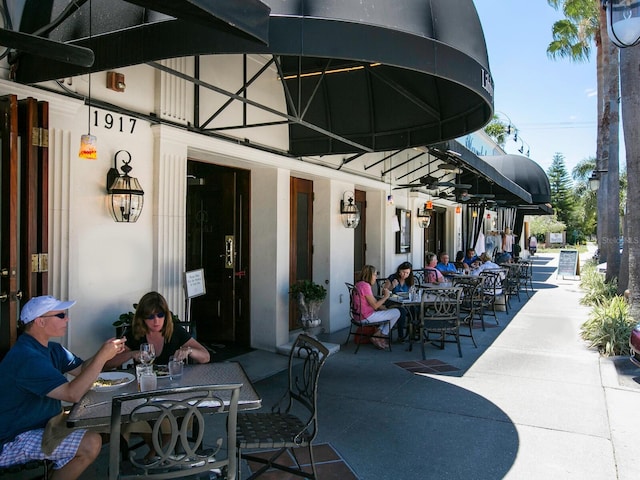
[0,296,125,480]
[463,248,480,268]
[436,252,457,275]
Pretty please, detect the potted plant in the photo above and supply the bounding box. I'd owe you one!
[289,280,327,334]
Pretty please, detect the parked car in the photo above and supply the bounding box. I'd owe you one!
[630,323,640,368]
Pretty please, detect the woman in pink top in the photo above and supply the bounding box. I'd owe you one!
[355,265,400,349]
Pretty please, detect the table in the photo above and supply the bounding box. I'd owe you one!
[68,362,261,428]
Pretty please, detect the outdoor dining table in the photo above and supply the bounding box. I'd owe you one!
[67,361,262,428]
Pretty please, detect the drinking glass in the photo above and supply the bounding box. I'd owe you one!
[139,371,157,392]
[168,357,184,380]
[136,364,153,390]
[139,343,156,365]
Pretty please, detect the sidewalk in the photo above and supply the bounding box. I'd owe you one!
[9,250,637,479]
[247,250,640,479]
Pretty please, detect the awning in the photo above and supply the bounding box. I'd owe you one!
[429,141,533,206]
[10,0,494,157]
[481,154,553,215]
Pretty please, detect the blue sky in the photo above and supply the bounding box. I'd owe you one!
[474,0,599,175]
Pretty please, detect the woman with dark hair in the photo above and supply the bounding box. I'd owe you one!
[383,261,415,341]
[355,265,400,349]
[104,291,210,369]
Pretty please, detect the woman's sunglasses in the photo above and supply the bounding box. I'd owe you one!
[146,311,166,320]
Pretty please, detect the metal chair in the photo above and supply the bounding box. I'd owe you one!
[343,282,392,353]
[108,383,241,480]
[236,334,330,479]
[502,264,522,308]
[479,270,506,322]
[419,287,463,358]
[518,260,534,297]
[452,275,484,341]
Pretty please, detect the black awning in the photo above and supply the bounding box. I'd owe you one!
[430,141,532,205]
[10,0,494,157]
[480,154,552,205]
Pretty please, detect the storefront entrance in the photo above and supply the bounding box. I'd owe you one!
[185,161,250,348]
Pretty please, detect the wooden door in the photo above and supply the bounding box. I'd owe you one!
[0,95,48,358]
[423,208,446,263]
[289,177,313,330]
[353,189,366,276]
[186,162,250,346]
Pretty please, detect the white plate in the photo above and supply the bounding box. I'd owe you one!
[92,372,135,391]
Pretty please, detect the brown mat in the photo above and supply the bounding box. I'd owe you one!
[394,358,461,375]
[244,442,358,479]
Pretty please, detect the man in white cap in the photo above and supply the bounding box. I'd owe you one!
[0,295,126,479]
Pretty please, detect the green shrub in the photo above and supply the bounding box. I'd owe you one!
[579,262,617,306]
[580,295,634,356]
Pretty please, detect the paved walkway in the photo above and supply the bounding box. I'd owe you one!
[9,250,638,479]
[246,250,640,479]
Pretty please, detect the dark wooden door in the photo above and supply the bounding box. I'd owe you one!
[289,177,313,330]
[423,208,446,263]
[353,189,366,276]
[186,162,250,346]
[0,95,48,358]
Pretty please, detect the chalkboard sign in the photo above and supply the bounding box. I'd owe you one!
[557,249,580,278]
[184,268,206,298]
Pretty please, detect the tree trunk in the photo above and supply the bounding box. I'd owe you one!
[620,45,640,322]
[596,6,606,264]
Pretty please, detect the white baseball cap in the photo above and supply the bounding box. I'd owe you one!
[20,295,76,324]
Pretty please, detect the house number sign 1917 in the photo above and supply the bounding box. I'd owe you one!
[93,110,137,133]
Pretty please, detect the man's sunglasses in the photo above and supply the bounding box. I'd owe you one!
[42,312,67,319]
[146,311,166,320]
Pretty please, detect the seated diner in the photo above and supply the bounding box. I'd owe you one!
[383,262,415,342]
[355,265,400,349]
[436,252,457,275]
[424,252,445,283]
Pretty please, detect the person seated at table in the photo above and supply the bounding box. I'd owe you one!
[471,252,501,275]
[463,248,480,268]
[424,252,445,283]
[436,252,457,275]
[496,251,513,264]
[0,295,126,480]
[355,265,400,349]
[453,251,470,273]
[105,291,210,370]
[383,261,416,342]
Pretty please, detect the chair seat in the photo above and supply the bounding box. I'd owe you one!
[237,412,311,448]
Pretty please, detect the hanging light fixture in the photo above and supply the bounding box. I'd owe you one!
[603,0,640,47]
[455,205,462,214]
[472,210,478,218]
[106,150,144,222]
[78,0,97,159]
[340,191,360,228]
[417,202,432,228]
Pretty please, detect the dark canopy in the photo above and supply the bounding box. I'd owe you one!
[9,0,494,156]
[481,154,552,206]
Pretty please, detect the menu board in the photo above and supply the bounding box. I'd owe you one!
[557,249,579,278]
[184,269,206,298]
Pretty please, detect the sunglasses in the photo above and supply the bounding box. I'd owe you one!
[146,311,166,320]
[42,312,67,319]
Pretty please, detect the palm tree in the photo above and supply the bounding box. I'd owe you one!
[620,45,640,315]
[547,0,621,283]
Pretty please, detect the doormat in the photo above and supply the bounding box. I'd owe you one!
[394,359,460,375]
[206,343,255,363]
[244,442,359,479]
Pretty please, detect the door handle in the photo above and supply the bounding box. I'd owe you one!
[0,292,7,302]
[224,235,234,269]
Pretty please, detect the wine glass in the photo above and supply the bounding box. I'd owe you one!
[139,343,156,365]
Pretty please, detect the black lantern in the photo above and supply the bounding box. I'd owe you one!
[588,169,608,192]
[106,150,144,223]
[340,191,360,228]
[603,0,640,47]
[417,202,432,228]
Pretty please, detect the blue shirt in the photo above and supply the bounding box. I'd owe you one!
[436,262,457,273]
[0,333,83,447]
[386,273,411,294]
[463,255,479,266]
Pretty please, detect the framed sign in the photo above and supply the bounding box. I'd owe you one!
[557,249,580,278]
[395,208,411,254]
[184,268,206,299]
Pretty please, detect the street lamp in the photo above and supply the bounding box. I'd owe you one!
[603,0,640,48]
[588,169,608,191]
